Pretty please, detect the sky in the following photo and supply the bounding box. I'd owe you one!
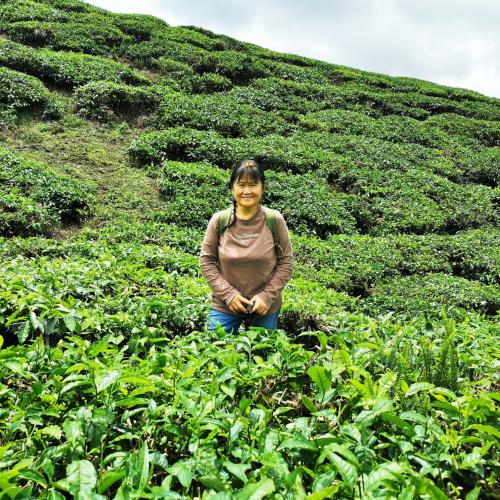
[87,0,500,99]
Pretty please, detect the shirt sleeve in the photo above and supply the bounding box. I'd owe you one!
[255,214,294,308]
[199,213,240,307]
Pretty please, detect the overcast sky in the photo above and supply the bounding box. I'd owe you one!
[88,0,500,99]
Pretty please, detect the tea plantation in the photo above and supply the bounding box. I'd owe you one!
[0,0,498,498]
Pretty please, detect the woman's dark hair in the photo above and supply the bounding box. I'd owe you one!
[222,158,265,234]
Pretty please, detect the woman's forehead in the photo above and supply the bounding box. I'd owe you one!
[236,173,260,183]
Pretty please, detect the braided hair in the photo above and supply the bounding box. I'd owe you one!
[220,158,265,236]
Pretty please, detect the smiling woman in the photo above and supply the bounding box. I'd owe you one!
[199,158,294,334]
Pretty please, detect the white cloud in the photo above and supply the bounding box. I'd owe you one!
[87,0,500,98]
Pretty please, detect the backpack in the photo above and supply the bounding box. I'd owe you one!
[217,205,284,259]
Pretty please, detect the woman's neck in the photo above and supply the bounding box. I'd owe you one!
[236,203,259,220]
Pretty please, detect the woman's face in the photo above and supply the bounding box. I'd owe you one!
[231,174,263,209]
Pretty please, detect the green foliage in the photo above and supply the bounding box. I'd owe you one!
[362,273,499,320]
[74,81,161,121]
[0,1,499,497]
[190,72,233,93]
[128,127,337,172]
[0,20,133,56]
[156,91,293,137]
[0,147,96,236]
[125,37,209,69]
[0,36,149,88]
[130,128,498,236]
[451,144,500,187]
[0,0,71,23]
[36,0,100,13]
[0,316,497,497]
[153,160,232,227]
[328,166,498,235]
[108,12,169,41]
[299,108,451,148]
[0,66,63,122]
[0,188,59,236]
[125,34,270,84]
[151,161,358,236]
[426,112,500,147]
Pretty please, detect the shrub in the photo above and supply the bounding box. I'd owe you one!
[74,81,161,121]
[0,20,133,56]
[447,229,500,284]
[109,12,169,42]
[326,165,498,235]
[426,113,500,148]
[153,160,232,227]
[199,50,270,85]
[35,0,98,13]
[0,65,62,119]
[0,36,149,88]
[299,108,451,148]
[129,127,338,172]
[361,273,500,320]
[442,142,500,187]
[125,37,211,69]
[156,91,293,137]
[0,0,70,23]
[0,188,59,237]
[0,146,96,236]
[227,77,334,114]
[126,35,271,84]
[154,57,195,92]
[0,104,16,129]
[263,170,359,236]
[190,72,233,93]
[261,59,331,84]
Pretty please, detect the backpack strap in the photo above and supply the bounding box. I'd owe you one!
[217,205,284,259]
[217,206,233,239]
[262,206,284,259]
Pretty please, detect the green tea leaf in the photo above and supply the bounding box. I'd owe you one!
[235,477,275,500]
[95,369,121,393]
[55,460,97,499]
[307,366,332,397]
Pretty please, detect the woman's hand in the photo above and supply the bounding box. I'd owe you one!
[249,295,270,316]
[228,294,255,314]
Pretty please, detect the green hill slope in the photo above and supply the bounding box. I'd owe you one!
[0,0,498,497]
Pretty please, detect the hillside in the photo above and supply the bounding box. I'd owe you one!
[0,0,499,498]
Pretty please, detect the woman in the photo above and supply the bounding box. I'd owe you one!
[199,158,294,334]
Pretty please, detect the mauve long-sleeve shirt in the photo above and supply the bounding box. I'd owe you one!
[199,204,294,316]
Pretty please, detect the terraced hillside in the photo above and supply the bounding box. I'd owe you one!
[0,0,498,498]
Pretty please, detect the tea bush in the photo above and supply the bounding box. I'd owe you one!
[0,36,149,88]
[74,81,162,121]
[299,108,451,148]
[0,0,70,23]
[190,72,233,93]
[326,166,498,235]
[0,188,59,237]
[426,113,500,147]
[108,12,169,42]
[0,66,63,121]
[0,309,497,497]
[361,273,500,320]
[156,91,293,137]
[129,127,338,172]
[0,20,133,56]
[0,146,96,235]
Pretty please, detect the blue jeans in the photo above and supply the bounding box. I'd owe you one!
[206,307,280,334]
